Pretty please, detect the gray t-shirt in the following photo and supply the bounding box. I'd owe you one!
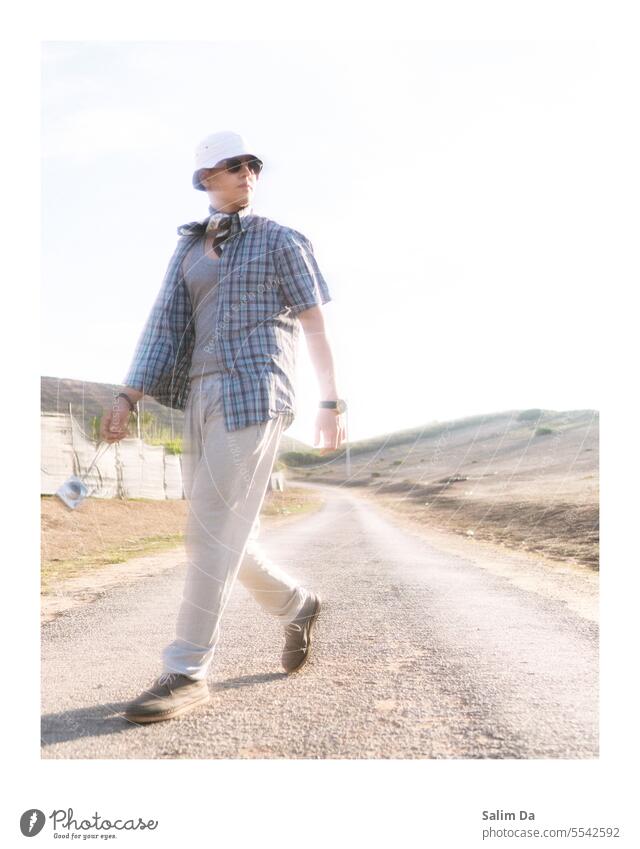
[182,235,225,380]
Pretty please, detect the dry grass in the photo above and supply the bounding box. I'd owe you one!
[41,486,324,590]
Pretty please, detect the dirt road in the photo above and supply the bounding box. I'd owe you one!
[41,483,598,759]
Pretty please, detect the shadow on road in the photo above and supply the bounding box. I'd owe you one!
[41,671,288,747]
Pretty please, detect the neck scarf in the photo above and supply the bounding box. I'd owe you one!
[205,203,252,253]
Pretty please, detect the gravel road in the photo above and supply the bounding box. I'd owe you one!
[41,483,598,759]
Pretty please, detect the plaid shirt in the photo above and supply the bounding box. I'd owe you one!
[123,204,332,432]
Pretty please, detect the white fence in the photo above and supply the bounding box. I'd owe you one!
[41,412,184,500]
[42,412,286,500]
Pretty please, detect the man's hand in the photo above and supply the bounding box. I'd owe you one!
[99,398,134,443]
[314,408,346,455]
[298,304,344,455]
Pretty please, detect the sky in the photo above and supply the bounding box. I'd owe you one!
[41,40,602,443]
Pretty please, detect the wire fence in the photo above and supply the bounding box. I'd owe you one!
[41,410,184,500]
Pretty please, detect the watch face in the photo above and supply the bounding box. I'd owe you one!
[336,399,347,414]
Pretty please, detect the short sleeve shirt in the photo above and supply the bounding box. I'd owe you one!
[122,206,332,432]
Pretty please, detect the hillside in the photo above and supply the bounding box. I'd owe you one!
[289,408,599,568]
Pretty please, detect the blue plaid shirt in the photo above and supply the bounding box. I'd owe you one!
[123,204,332,432]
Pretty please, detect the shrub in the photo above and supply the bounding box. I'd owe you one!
[534,426,554,436]
[161,439,183,455]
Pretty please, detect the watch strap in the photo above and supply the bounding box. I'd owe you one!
[116,392,138,413]
[319,399,347,413]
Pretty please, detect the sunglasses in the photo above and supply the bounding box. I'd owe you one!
[217,157,263,176]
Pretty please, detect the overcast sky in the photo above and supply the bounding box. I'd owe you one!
[41,41,601,443]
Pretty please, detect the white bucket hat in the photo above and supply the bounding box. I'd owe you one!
[192,130,262,191]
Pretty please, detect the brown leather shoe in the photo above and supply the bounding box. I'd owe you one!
[123,672,210,724]
[282,592,321,673]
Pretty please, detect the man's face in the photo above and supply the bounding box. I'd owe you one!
[199,155,260,210]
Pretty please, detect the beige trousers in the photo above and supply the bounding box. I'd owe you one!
[161,374,309,680]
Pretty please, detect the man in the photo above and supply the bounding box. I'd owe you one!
[100,130,346,724]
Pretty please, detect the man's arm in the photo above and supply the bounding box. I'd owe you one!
[298,305,345,453]
[273,227,343,451]
[298,305,338,399]
[102,240,191,442]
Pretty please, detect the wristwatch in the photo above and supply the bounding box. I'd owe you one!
[319,399,347,414]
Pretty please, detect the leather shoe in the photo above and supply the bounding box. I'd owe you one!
[281,592,321,673]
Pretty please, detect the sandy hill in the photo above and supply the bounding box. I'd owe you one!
[290,408,599,568]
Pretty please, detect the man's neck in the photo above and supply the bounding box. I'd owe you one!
[207,196,250,215]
